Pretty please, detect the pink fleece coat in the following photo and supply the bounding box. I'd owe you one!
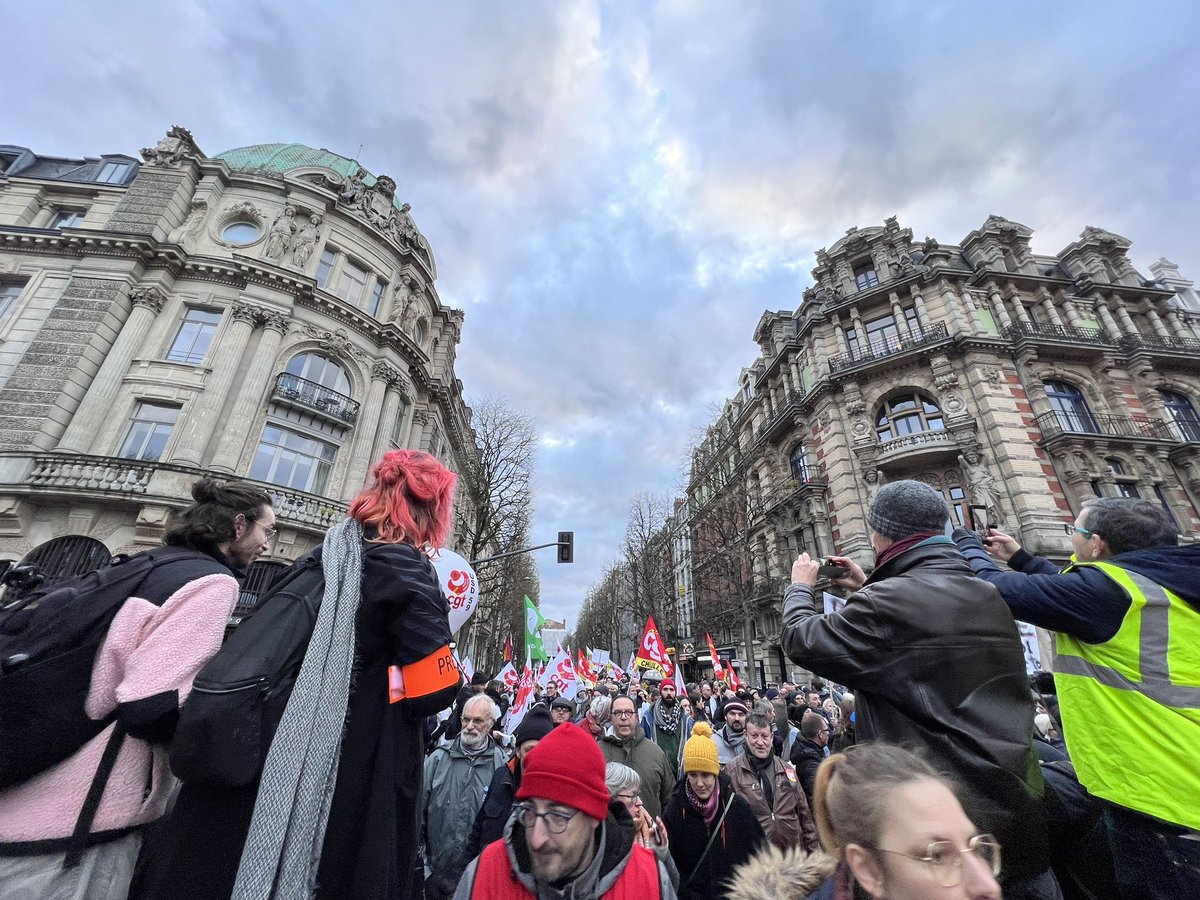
[0,572,238,842]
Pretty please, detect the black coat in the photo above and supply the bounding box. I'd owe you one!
[789,738,824,806]
[663,772,767,900]
[780,538,1050,882]
[465,759,517,861]
[132,541,460,900]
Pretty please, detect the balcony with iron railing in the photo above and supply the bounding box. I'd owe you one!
[1034,412,1179,443]
[873,428,958,466]
[1117,332,1200,357]
[271,373,360,425]
[828,322,951,374]
[762,469,827,511]
[753,393,799,445]
[1004,321,1112,345]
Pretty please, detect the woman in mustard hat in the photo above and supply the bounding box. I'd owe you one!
[663,722,766,899]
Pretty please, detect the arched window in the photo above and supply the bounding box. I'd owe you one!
[285,353,351,398]
[12,536,111,594]
[875,392,945,442]
[789,444,812,481]
[1045,380,1097,433]
[1160,389,1200,442]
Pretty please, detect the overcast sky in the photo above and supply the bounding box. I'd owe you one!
[8,1,1198,630]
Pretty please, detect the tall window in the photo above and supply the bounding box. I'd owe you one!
[1045,380,1098,433]
[875,393,945,441]
[390,396,410,447]
[367,281,385,318]
[285,353,351,397]
[315,248,336,288]
[1106,457,1141,498]
[166,308,222,364]
[789,444,811,481]
[1160,389,1200,442]
[337,260,369,306]
[118,402,179,461]
[854,261,880,291]
[249,424,337,494]
[50,209,85,229]
[97,162,131,183]
[0,282,22,320]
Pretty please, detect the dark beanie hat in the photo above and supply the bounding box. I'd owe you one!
[867,480,950,539]
[516,722,610,821]
[514,706,556,747]
[470,672,490,686]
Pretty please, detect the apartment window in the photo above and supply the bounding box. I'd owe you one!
[1154,484,1178,527]
[96,162,131,184]
[1160,389,1200,442]
[315,248,336,288]
[50,209,85,229]
[390,396,410,447]
[166,308,222,364]
[337,260,370,306]
[875,392,945,441]
[118,402,179,461]
[285,352,351,397]
[947,484,967,527]
[249,424,337,494]
[366,281,385,318]
[1045,380,1099,433]
[0,282,23,320]
[789,444,811,481]
[854,261,880,291]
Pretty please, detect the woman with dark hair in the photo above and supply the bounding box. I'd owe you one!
[135,451,462,900]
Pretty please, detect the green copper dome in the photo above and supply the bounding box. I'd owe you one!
[215,143,403,210]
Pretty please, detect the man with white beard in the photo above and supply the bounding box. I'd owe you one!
[422,694,508,898]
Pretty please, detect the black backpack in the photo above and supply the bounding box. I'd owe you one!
[170,550,326,787]
[0,546,221,789]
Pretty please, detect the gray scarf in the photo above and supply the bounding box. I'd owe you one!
[232,517,365,899]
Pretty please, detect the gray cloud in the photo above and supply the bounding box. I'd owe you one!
[7,0,1198,627]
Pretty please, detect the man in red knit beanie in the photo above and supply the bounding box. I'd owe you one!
[453,722,677,898]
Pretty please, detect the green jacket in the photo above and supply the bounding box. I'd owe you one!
[600,730,675,819]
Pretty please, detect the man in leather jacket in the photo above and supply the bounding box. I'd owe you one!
[779,480,1060,900]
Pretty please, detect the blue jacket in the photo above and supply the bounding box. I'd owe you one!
[953,529,1200,644]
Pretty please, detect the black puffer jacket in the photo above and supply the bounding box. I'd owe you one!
[464,758,517,861]
[779,537,1049,882]
[663,773,767,900]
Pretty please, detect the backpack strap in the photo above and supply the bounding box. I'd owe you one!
[62,722,127,868]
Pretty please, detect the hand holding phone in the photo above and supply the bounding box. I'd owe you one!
[817,559,850,579]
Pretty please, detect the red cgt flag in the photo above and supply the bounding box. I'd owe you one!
[635,615,672,678]
[706,633,725,682]
[503,634,513,663]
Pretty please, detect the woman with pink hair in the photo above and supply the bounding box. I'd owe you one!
[137,450,463,900]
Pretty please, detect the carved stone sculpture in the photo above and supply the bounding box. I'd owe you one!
[265,205,297,259]
[959,451,1002,520]
[291,214,322,268]
[140,126,201,168]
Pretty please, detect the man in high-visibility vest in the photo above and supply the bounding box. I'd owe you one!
[955,497,1200,900]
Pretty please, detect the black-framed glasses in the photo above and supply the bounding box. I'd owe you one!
[514,803,579,835]
[1063,524,1093,538]
[614,790,642,805]
[872,834,1001,887]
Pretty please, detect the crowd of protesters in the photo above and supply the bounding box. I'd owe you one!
[1,444,1196,900]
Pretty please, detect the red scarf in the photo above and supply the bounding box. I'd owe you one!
[874,531,940,570]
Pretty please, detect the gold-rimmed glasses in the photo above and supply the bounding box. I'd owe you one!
[872,834,1001,887]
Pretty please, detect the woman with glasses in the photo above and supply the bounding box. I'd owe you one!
[606,762,680,889]
[727,742,1000,900]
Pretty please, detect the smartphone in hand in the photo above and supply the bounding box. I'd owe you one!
[817,558,850,579]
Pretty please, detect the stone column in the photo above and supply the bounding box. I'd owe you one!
[848,308,868,347]
[987,286,1013,330]
[832,316,849,354]
[1113,301,1138,334]
[912,290,933,332]
[1164,308,1187,337]
[1009,292,1033,326]
[1061,295,1084,329]
[346,362,401,489]
[370,388,408,464]
[890,294,912,340]
[168,301,259,468]
[959,289,985,332]
[1039,291,1064,327]
[207,311,291,473]
[58,286,166,453]
[1094,301,1120,336]
[1143,303,1172,339]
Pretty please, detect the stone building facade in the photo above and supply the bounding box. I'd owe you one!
[0,127,480,606]
[684,215,1200,686]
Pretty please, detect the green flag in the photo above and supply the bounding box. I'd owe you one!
[524,595,548,661]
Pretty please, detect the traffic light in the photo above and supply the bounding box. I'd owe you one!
[557,531,574,564]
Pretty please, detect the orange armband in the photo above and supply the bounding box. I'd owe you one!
[388,644,459,704]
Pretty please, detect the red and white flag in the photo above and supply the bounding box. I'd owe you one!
[673,656,687,696]
[504,658,537,732]
[634,615,671,678]
[727,664,741,692]
[496,661,519,692]
[545,647,580,700]
[706,633,725,682]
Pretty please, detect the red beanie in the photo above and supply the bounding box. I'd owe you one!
[515,721,610,821]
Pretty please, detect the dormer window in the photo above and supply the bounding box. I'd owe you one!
[97,161,131,184]
[854,261,880,291]
[50,208,86,229]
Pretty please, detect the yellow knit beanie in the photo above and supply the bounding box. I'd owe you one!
[682,722,720,775]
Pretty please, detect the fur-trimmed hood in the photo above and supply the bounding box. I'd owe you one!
[725,843,839,900]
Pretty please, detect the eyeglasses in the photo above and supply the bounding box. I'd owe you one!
[514,803,579,835]
[615,791,643,805]
[872,834,1001,888]
[611,709,637,718]
[242,516,277,540]
[1063,524,1093,538]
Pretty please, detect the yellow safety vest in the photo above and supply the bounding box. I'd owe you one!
[1055,560,1200,830]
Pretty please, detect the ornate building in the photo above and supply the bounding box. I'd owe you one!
[0,127,480,610]
[685,215,1200,686]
